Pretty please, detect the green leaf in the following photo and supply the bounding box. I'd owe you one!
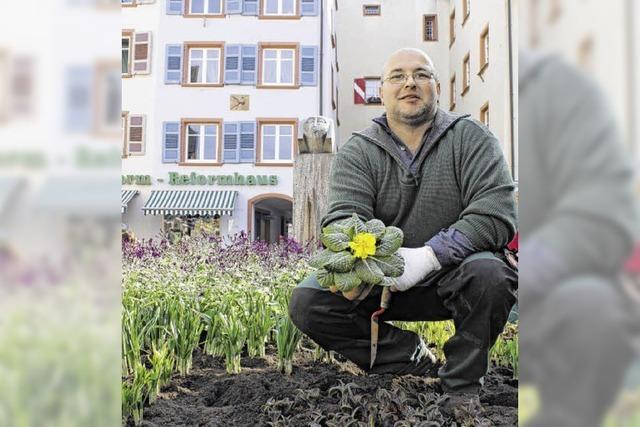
[308,249,334,269]
[365,219,386,239]
[350,213,367,234]
[321,232,350,251]
[316,269,334,288]
[372,254,405,277]
[325,251,356,273]
[354,259,384,285]
[375,226,404,256]
[333,271,362,292]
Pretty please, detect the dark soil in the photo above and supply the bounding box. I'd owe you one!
[134,343,517,427]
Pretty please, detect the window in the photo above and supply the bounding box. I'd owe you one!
[121,0,135,6]
[364,78,381,104]
[261,0,297,16]
[122,30,151,76]
[462,53,470,95]
[181,119,221,164]
[186,0,223,16]
[122,31,132,76]
[423,15,438,41]
[462,0,470,24]
[11,56,33,116]
[449,74,456,110]
[331,66,335,109]
[258,44,297,87]
[121,111,128,157]
[257,120,296,164]
[123,113,145,156]
[549,0,562,23]
[480,102,489,126]
[363,4,380,16]
[449,9,455,47]
[479,24,489,73]
[185,43,223,85]
[96,62,121,134]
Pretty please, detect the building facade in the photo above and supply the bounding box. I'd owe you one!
[336,0,516,177]
[122,0,337,242]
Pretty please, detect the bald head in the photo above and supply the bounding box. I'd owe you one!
[382,48,438,82]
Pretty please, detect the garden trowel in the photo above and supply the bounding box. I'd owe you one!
[370,286,392,369]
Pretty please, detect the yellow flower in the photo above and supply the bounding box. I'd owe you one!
[349,232,377,259]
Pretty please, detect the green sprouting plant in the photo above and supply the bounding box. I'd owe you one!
[122,308,143,377]
[490,322,519,377]
[167,299,203,377]
[309,214,405,292]
[122,361,151,426]
[275,315,303,375]
[242,290,276,358]
[147,343,174,404]
[219,310,246,374]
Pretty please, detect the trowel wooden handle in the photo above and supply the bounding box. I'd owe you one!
[380,286,392,309]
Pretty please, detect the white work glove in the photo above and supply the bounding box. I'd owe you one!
[390,246,441,292]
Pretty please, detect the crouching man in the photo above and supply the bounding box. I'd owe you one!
[288,48,518,417]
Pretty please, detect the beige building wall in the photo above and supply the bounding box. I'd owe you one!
[336,0,516,176]
[519,0,631,148]
[449,0,516,176]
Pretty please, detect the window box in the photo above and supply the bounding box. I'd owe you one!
[182,42,224,86]
[257,43,299,88]
[179,118,223,165]
[256,118,297,166]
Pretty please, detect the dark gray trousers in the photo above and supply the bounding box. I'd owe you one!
[288,251,518,393]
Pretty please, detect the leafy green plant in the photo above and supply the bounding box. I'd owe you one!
[219,310,246,374]
[122,362,151,426]
[309,214,405,292]
[275,315,303,375]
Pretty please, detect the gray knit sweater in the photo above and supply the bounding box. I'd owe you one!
[322,108,517,251]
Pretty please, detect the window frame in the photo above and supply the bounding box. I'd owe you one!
[449,74,456,111]
[182,42,225,87]
[479,24,489,74]
[480,101,489,127]
[362,4,380,16]
[259,0,300,19]
[462,52,470,96]
[449,8,456,48]
[184,0,225,18]
[179,118,223,165]
[257,43,299,88]
[95,61,122,136]
[122,111,129,158]
[462,0,470,25]
[256,118,298,166]
[122,30,133,77]
[423,14,438,42]
[363,76,382,105]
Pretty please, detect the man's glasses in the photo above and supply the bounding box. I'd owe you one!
[383,71,436,85]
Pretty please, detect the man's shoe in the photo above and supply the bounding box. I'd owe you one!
[440,392,488,425]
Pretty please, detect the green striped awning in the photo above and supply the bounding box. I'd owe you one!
[121,189,139,214]
[142,190,238,216]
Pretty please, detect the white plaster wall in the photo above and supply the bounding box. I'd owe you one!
[122,1,330,239]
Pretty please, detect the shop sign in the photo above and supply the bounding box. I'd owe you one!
[168,172,278,186]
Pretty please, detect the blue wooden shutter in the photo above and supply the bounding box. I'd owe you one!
[165,44,183,84]
[66,66,93,131]
[239,121,256,163]
[226,0,242,14]
[301,0,318,16]
[242,0,257,15]
[300,45,318,86]
[240,45,257,85]
[166,0,183,14]
[163,122,180,163]
[224,45,241,84]
[223,122,239,163]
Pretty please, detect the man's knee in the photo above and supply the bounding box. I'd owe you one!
[288,286,316,334]
[462,257,517,303]
[546,276,625,326]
